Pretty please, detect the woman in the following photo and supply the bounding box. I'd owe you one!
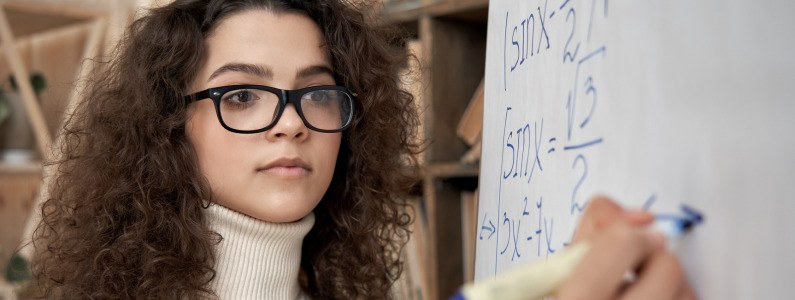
[31,0,693,299]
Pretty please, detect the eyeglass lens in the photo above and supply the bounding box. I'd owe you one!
[218,88,352,131]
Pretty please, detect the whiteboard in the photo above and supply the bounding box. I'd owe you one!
[474,0,795,299]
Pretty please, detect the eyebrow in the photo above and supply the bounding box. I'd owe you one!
[296,65,335,80]
[207,63,334,82]
[208,63,272,82]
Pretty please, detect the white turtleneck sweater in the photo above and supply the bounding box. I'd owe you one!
[204,203,315,299]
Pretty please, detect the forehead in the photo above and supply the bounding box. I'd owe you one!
[198,9,330,83]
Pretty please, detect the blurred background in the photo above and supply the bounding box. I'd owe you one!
[0,1,488,299]
[0,1,141,298]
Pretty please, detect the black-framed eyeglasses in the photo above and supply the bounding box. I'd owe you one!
[184,84,356,134]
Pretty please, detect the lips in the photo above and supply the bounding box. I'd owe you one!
[257,157,311,178]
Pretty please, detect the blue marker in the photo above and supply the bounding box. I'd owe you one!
[450,210,702,300]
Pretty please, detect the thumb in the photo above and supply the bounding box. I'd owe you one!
[572,196,653,243]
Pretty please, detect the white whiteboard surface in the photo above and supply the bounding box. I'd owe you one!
[475,0,795,299]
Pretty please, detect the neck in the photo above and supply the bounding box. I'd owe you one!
[204,203,315,299]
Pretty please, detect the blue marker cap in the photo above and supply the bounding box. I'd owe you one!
[449,290,466,300]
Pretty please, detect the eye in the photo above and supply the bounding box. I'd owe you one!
[304,90,332,103]
[223,90,259,104]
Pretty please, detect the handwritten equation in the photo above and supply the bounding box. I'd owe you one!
[481,0,612,273]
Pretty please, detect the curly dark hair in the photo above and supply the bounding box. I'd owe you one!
[31,0,420,298]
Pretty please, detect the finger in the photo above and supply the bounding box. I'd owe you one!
[573,196,654,243]
[671,274,697,300]
[572,196,624,243]
[558,221,656,300]
[621,209,655,226]
[676,283,697,300]
[618,251,688,300]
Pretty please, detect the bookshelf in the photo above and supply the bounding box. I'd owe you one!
[384,0,488,299]
[0,2,135,297]
[0,0,106,267]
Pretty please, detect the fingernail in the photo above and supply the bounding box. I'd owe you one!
[623,209,652,218]
[646,231,666,250]
[622,210,654,223]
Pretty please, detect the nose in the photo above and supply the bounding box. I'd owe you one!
[266,104,308,142]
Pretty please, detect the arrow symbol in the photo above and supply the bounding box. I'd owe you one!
[652,203,705,235]
[479,215,496,240]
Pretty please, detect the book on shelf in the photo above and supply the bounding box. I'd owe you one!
[456,78,484,147]
[460,139,481,164]
[460,189,478,284]
[403,197,429,300]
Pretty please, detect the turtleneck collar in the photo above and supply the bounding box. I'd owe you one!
[204,203,315,299]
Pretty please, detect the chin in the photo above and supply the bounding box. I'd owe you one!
[261,211,312,223]
[220,190,322,223]
[248,202,317,223]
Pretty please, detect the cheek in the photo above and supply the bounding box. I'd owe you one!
[311,133,342,207]
[186,102,242,184]
[320,133,343,176]
[187,103,215,158]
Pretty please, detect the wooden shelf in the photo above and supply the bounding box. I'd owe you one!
[385,0,488,23]
[4,7,89,38]
[0,160,41,175]
[424,161,479,178]
[386,2,490,299]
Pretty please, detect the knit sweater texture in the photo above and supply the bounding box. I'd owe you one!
[205,203,314,299]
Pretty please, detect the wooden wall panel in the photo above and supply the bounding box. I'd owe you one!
[32,24,90,137]
[0,24,90,151]
[0,172,41,269]
[0,37,32,150]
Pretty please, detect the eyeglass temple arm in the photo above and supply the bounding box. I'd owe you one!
[184,89,212,104]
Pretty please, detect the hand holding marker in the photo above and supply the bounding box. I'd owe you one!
[451,202,703,300]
